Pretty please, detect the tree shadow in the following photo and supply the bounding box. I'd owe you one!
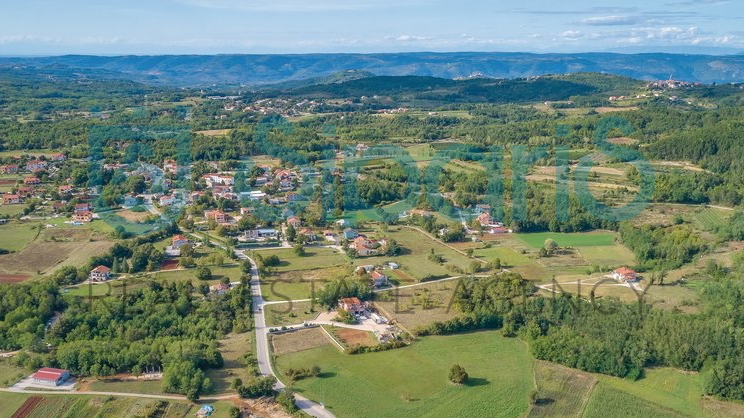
[534,397,555,406]
[318,372,337,378]
[466,377,490,387]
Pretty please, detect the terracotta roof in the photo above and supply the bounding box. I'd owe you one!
[92,265,111,273]
[615,267,636,275]
[339,297,362,305]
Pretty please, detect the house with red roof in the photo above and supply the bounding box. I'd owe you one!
[205,210,228,224]
[612,267,638,283]
[24,176,41,186]
[370,271,389,287]
[72,211,93,223]
[3,194,21,205]
[338,297,365,315]
[89,265,111,282]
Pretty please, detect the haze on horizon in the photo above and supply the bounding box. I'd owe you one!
[0,0,742,56]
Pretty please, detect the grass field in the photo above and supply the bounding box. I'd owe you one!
[275,331,534,418]
[577,245,636,267]
[0,222,41,251]
[265,301,320,327]
[261,265,351,302]
[205,332,253,394]
[89,378,167,395]
[0,359,26,387]
[582,383,688,418]
[517,232,616,248]
[374,279,461,332]
[595,367,706,417]
[528,361,596,418]
[253,247,349,272]
[472,246,532,267]
[351,227,476,281]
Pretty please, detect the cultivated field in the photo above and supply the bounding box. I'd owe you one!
[254,247,349,273]
[275,331,534,418]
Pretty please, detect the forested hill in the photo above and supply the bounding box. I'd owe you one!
[2,52,744,86]
[275,75,608,103]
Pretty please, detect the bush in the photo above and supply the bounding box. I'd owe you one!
[196,266,212,280]
[449,364,468,384]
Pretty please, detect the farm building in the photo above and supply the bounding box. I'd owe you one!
[89,265,111,282]
[31,368,70,386]
[613,267,638,282]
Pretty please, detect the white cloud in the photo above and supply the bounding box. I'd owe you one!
[173,0,404,12]
[581,16,640,26]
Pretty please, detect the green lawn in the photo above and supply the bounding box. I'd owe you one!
[578,245,636,267]
[517,232,616,249]
[264,301,321,327]
[0,222,41,251]
[0,359,26,387]
[89,378,167,395]
[254,247,349,272]
[275,331,534,418]
[473,246,532,267]
[0,393,37,418]
[350,227,476,281]
[582,383,688,418]
[595,367,706,417]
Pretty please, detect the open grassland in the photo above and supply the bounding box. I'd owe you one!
[0,359,26,387]
[350,227,476,281]
[253,247,349,273]
[528,361,596,418]
[89,378,167,395]
[595,367,706,417]
[205,332,253,394]
[374,279,461,332]
[275,331,534,418]
[271,327,329,355]
[0,222,41,251]
[261,266,350,301]
[517,232,616,248]
[582,383,688,418]
[265,301,320,327]
[578,245,636,267]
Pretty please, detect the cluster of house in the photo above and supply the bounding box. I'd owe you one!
[0,155,69,206]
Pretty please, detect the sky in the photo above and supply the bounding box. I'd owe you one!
[0,0,742,55]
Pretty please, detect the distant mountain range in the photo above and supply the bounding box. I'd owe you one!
[2,52,744,87]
